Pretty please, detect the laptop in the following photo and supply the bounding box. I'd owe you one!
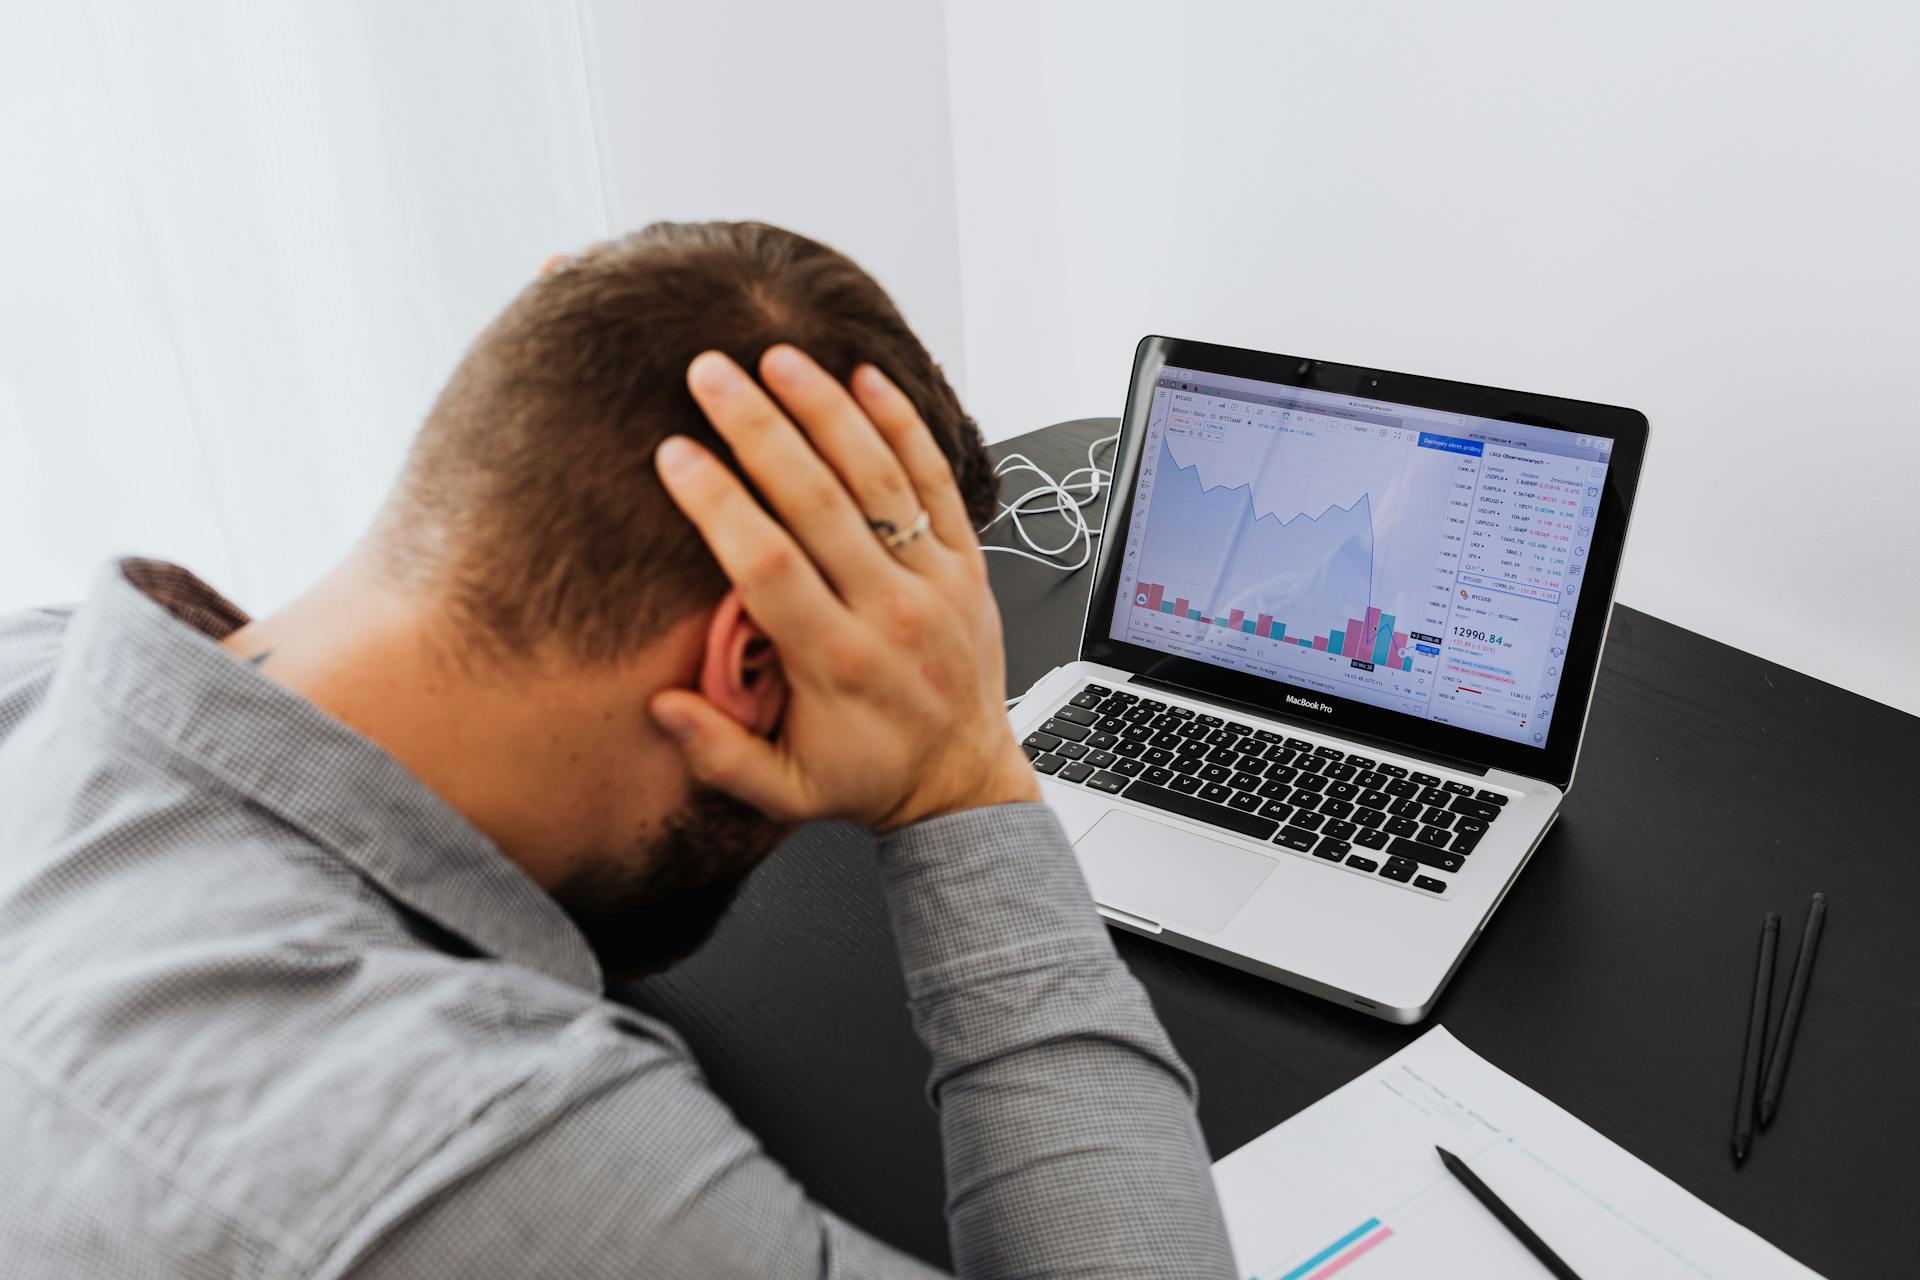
[1009,336,1649,1022]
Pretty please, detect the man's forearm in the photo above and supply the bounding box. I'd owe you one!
[877,803,1234,1278]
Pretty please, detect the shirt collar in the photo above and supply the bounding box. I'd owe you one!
[52,558,604,993]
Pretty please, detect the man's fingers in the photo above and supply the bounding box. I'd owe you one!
[686,352,897,589]
[649,689,809,819]
[850,364,980,550]
[759,346,927,549]
[654,435,844,638]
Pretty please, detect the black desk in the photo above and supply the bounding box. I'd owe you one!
[621,418,1918,1277]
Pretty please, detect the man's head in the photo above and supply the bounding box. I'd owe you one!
[355,221,999,976]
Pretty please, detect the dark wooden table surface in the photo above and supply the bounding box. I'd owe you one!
[621,417,1918,1278]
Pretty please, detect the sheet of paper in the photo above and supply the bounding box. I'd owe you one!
[1213,1026,1820,1279]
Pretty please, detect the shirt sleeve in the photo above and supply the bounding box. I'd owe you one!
[335,803,1233,1279]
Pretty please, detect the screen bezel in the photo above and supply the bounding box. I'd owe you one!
[1078,335,1650,790]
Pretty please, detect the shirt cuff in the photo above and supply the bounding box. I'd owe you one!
[874,802,1116,997]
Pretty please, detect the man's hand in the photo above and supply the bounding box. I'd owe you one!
[648,345,1040,832]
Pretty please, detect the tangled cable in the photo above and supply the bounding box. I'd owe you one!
[976,429,1120,573]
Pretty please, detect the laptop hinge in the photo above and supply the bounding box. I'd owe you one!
[1123,673,1489,777]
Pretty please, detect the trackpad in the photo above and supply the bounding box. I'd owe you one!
[1073,811,1276,935]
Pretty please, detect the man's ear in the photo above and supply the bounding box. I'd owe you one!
[697,589,785,737]
[538,253,568,278]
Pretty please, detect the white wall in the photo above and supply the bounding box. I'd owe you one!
[0,0,963,618]
[944,1,1920,716]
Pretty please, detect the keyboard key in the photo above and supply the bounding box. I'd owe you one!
[1345,854,1380,872]
[1121,780,1280,840]
[1170,775,1203,794]
[1054,705,1098,726]
[1087,731,1118,750]
[1419,786,1451,807]
[1205,728,1236,747]
[1354,828,1390,850]
[1200,764,1232,784]
[1326,781,1359,801]
[1356,770,1386,788]
[1275,826,1319,852]
[1421,807,1453,829]
[1455,817,1488,837]
[1253,729,1282,743]
[1055,741,1088,760]
[1139,698,1166,712]
[1059,761,1094,783]
[1385,816,1418,838]
[1411,771,1441,786]
[1097,716,1127,734]
[1377,763,1409,778]
[1267,765,1299,786]
[1086,770,1128,794]
[1346,755,1375,769]
[1205,748,1239,766]
[1357,788,1390,809]
[1235,756,1269,778]
[1284,738,1312,751]
[1389,798,1423,818]
[1384,777,1418,798]
[1033,753,1066,775]
[1175,738,1207,757]
[1290,789,1321,810]
[1196,713,1224,727]
[1387,837,1464,872]
[1230,771,1262,792]
[1122,724,1154,742]
[1257,779,1292,800]
[1259,799,1294,822]
[1292,810,1326,831]
[1379,860,1415,883]
[1313,837,1350,861]
[1226,720,1253,734]
[1227,791,1262,813]
[1168,706,1196,719]
[1416,825,1452,848]
[1112,758,1146,777]
[1143,765,1174,786]
[1113,739,1145,758]
[1323,818,1358,841]
[1353,807,1385,829]
[1315,745,1344,759]
[1144,747,1173,765]
[1068,691,1105,710]
[1021,743,1040,761]
[1414,875,1449,894]
[1476,789,1510,806]
[1449,796,1502,823]
[1442,780,1474,795]
[1170,756,1202,775]
[1294,755,1325,774]
[1297,774,1329,793]
[1324,763,1357,781]
[1040,719,1090,742]
[1024,730,1063,753]
[1320,799,1355,820]
[1199,783,1233,804]
[1452,828,1484,855]
[1086,750,1117,769]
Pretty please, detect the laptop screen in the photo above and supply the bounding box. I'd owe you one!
[1106,365,1615,749]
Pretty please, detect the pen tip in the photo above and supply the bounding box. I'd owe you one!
[1759,1102,1774,1127]
[1732,1138,1748,1163]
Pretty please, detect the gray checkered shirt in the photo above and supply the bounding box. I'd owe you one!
[0,560,1231,1278]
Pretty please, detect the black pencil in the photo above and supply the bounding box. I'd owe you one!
[1436,1145,1582,1279]
[1760,893,1826,1128]
[1733,912,1779,1163]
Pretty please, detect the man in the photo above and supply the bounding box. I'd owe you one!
[0,222,1232,1277]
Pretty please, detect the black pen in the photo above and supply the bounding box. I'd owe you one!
[1760,893,1826,1128]
[1436,1145,1582,1280]
[1733,912,1779,1163]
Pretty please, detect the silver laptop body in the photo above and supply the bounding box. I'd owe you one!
[1010,336,1649,1022]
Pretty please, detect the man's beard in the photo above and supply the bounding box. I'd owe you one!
[549,785,789,982]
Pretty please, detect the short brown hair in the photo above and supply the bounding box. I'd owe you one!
[382,221,999,664]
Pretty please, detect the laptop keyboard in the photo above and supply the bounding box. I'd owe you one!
[1023,682,1512,897]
